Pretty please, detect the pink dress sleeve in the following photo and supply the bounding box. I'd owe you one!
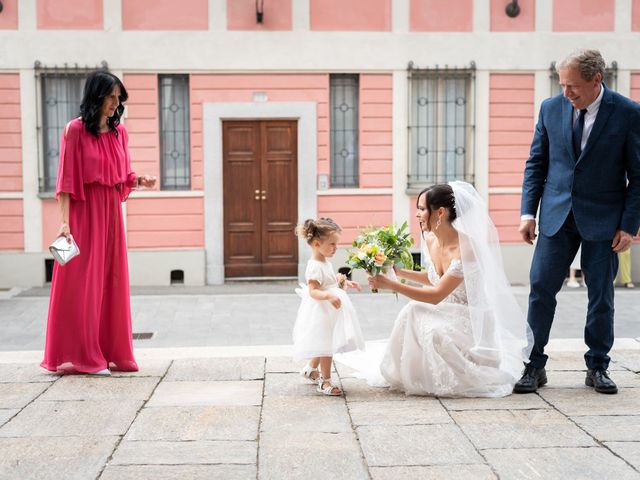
[118,126,137,202]
[56,120,85,202]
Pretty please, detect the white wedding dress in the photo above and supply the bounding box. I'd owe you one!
[336,181,532,398]
[379,248,514,397]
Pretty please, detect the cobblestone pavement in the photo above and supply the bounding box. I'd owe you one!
[0,345,639,480]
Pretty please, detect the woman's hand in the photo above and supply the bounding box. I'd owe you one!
[368,273,392,291]
[327,294,342,310]
[57,222,71,242]
[137,175,157,189]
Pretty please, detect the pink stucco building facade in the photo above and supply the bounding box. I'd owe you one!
[1,0,639,287]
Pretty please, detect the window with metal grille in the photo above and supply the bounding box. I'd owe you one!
[549,61,617,96]
[39,71,88,192]
[159,75,191,190]
[408,63,475,191]
[330,74,359,188]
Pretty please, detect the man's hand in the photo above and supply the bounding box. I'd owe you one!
[519,219,537,245]
[612,230,633,253]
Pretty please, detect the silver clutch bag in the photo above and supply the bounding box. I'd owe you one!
[49,234,80,266]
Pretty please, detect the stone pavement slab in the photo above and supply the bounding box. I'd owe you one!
[111,439,256,465]
[574,415,640,441]
[99,464,257,480]
[369,465,497,480]
[357,424,483,467]
[348,399,451,426]
[0,436,119,480]
[147,380,263,406]
[125,405,260,441]
[258,431,368,480]
[165,356,265,381]
[451,409,596,449]
[0,382,49,408]
[0,363,57,383]
[605,442,640,470]
[0,409,18,427]
[538,387,640,415]
[483,447,640,480]
[440,393,549,411]
[261,395,352,433]
[38,375,159,401]
[264,372,337,397]
[0,400,142,437]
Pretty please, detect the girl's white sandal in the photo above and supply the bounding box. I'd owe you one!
[316,376,343,396]
[300,363,319,383]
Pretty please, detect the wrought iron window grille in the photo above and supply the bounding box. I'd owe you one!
[35,61,108,194]
[407,61,476,192]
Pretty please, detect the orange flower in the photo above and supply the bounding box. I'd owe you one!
[374,251,387,264]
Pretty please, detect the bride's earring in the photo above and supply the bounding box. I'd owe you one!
[435,217,441,231]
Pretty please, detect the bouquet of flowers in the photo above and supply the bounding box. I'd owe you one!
[346,222,415,293]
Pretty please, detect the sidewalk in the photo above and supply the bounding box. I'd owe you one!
[1,342,639,480]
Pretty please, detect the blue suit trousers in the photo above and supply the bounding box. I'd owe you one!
[527,211,618,370]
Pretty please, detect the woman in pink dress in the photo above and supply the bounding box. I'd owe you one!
[41,70,156,375]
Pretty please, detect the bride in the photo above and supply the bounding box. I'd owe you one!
[363,181,532,397]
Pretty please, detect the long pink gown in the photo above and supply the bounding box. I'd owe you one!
[41,118,138,373]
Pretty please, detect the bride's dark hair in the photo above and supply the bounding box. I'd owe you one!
[80,70,128,137]
[417,184,457,222]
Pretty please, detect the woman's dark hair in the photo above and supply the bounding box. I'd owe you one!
[80,70,128,137]
[295,217,342,244]
[417,184,457,223]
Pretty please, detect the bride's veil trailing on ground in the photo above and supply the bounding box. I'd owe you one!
[450,181,533,383]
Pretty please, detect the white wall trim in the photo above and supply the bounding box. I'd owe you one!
[489,187,523,194]
[392,0,409,33]
[473,0,490,33]
[18,0,36,31]
[203,102,317,285]
[535,0,553,32]
[292,0,310,31]
[317,188,392,196]
[392,70,409,224]
[615,0,632,33]
[0,192,24,199]
[20,70,41,253]
[210,0,227,31]
[475,69,490,200]
[104,0,122,32]
[129,190,205,198]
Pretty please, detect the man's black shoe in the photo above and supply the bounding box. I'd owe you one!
[513,365,547,394]
[585,369,618,394]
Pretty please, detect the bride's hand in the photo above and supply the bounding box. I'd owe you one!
[368,274,390,291]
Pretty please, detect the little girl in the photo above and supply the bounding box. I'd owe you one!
[293,218,365,396]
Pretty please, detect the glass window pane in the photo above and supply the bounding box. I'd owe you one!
[330,74,359,188]
[41,74,86,191]
[159,75,191,190]
[408,70,474,190]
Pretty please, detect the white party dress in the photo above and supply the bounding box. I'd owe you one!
[292,259,365,360]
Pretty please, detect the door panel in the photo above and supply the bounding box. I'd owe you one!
[223,122,262,277]
[223,120,298,278]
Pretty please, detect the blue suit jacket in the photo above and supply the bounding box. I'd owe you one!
[521,86,640,241]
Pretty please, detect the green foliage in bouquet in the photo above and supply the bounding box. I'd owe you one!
[346,222,416,292]
[374,221,415,271]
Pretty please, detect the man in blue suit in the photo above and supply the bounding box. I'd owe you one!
[515,49,640,394]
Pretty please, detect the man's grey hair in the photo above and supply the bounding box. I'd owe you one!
[556,49,605,81]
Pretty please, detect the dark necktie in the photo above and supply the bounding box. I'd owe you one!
[572,108,587,158]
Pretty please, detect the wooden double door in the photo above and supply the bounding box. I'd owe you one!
[223,120,298,277]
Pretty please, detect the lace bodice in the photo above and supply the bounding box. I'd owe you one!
[425,258,468,305]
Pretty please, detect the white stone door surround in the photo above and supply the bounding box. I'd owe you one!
[203,102,317,284]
